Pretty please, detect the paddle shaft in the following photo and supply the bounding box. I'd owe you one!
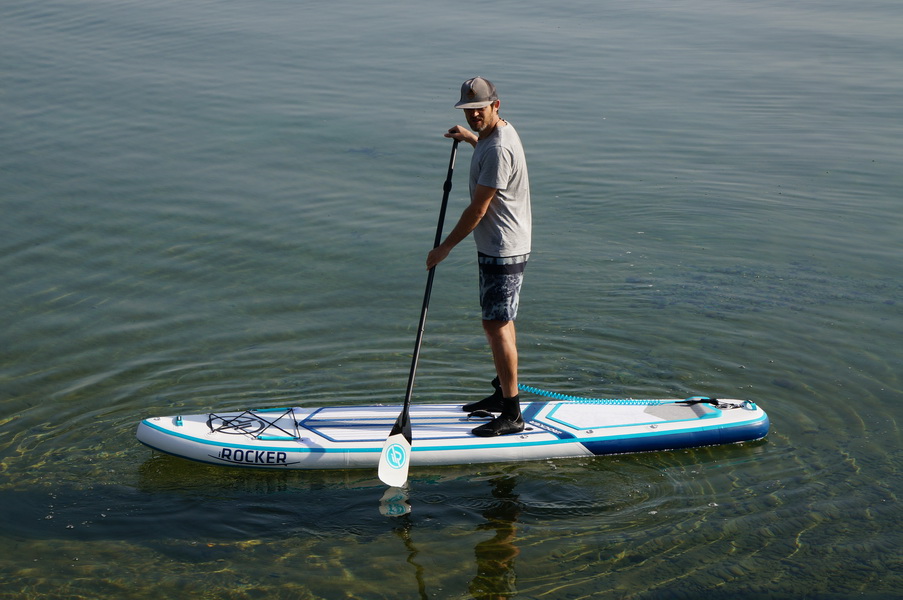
[392,139,459,440]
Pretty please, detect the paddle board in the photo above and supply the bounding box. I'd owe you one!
[136,388,769,470]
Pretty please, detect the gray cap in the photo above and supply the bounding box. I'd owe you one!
[455,77,498,109]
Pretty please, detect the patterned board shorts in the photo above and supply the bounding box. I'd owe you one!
[478,252,529,321]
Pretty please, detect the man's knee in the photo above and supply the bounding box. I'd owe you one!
[482,318,509,332]
[482,319,516,344]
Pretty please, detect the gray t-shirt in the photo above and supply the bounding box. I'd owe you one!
[470,123,532,257]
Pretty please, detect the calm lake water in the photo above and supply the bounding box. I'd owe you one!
[2,0,901,598]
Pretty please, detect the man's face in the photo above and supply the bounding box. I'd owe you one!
[464,101,500,133]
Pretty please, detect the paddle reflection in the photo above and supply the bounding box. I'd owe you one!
[468,475,521,600]
[385,476,523,599]
[393,518,429,600]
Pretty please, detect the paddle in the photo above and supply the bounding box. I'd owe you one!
[379,139,460,487]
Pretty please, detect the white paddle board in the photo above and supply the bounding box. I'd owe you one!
[136,390,769,470]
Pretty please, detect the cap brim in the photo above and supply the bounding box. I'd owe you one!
[455,100,494,109]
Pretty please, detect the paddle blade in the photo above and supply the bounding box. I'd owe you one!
[378,431,412,487]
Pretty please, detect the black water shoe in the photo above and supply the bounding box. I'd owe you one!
[462,377,503,413]
[471,396,524,437]
[471,413,524,437]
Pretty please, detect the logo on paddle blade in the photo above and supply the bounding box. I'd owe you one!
[385,443,408,470]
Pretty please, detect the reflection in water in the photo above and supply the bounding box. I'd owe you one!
[469,476,521,600]
[380,486,412,517]
[384,477,523,599]
[383,486,428,599]
[394,518,429,600]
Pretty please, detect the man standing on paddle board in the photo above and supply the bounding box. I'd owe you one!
[426,77,532,437]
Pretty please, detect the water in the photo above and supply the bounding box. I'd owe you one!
[2,0,901,597]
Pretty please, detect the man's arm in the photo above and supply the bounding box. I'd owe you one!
[426,183,496,269]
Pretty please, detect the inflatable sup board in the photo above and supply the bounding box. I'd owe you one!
[136,387,769,470]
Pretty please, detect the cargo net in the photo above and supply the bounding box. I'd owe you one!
[206,408,299,439]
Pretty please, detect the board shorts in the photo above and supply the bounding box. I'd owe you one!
[478,252,529,321]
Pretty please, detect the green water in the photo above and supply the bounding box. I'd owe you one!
[2,0,901,597]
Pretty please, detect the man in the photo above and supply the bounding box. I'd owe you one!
[426,77,532,437]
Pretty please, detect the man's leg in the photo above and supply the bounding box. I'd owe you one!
[470,252,528,433]
[483,319,518,397]
[472,319,524,436]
